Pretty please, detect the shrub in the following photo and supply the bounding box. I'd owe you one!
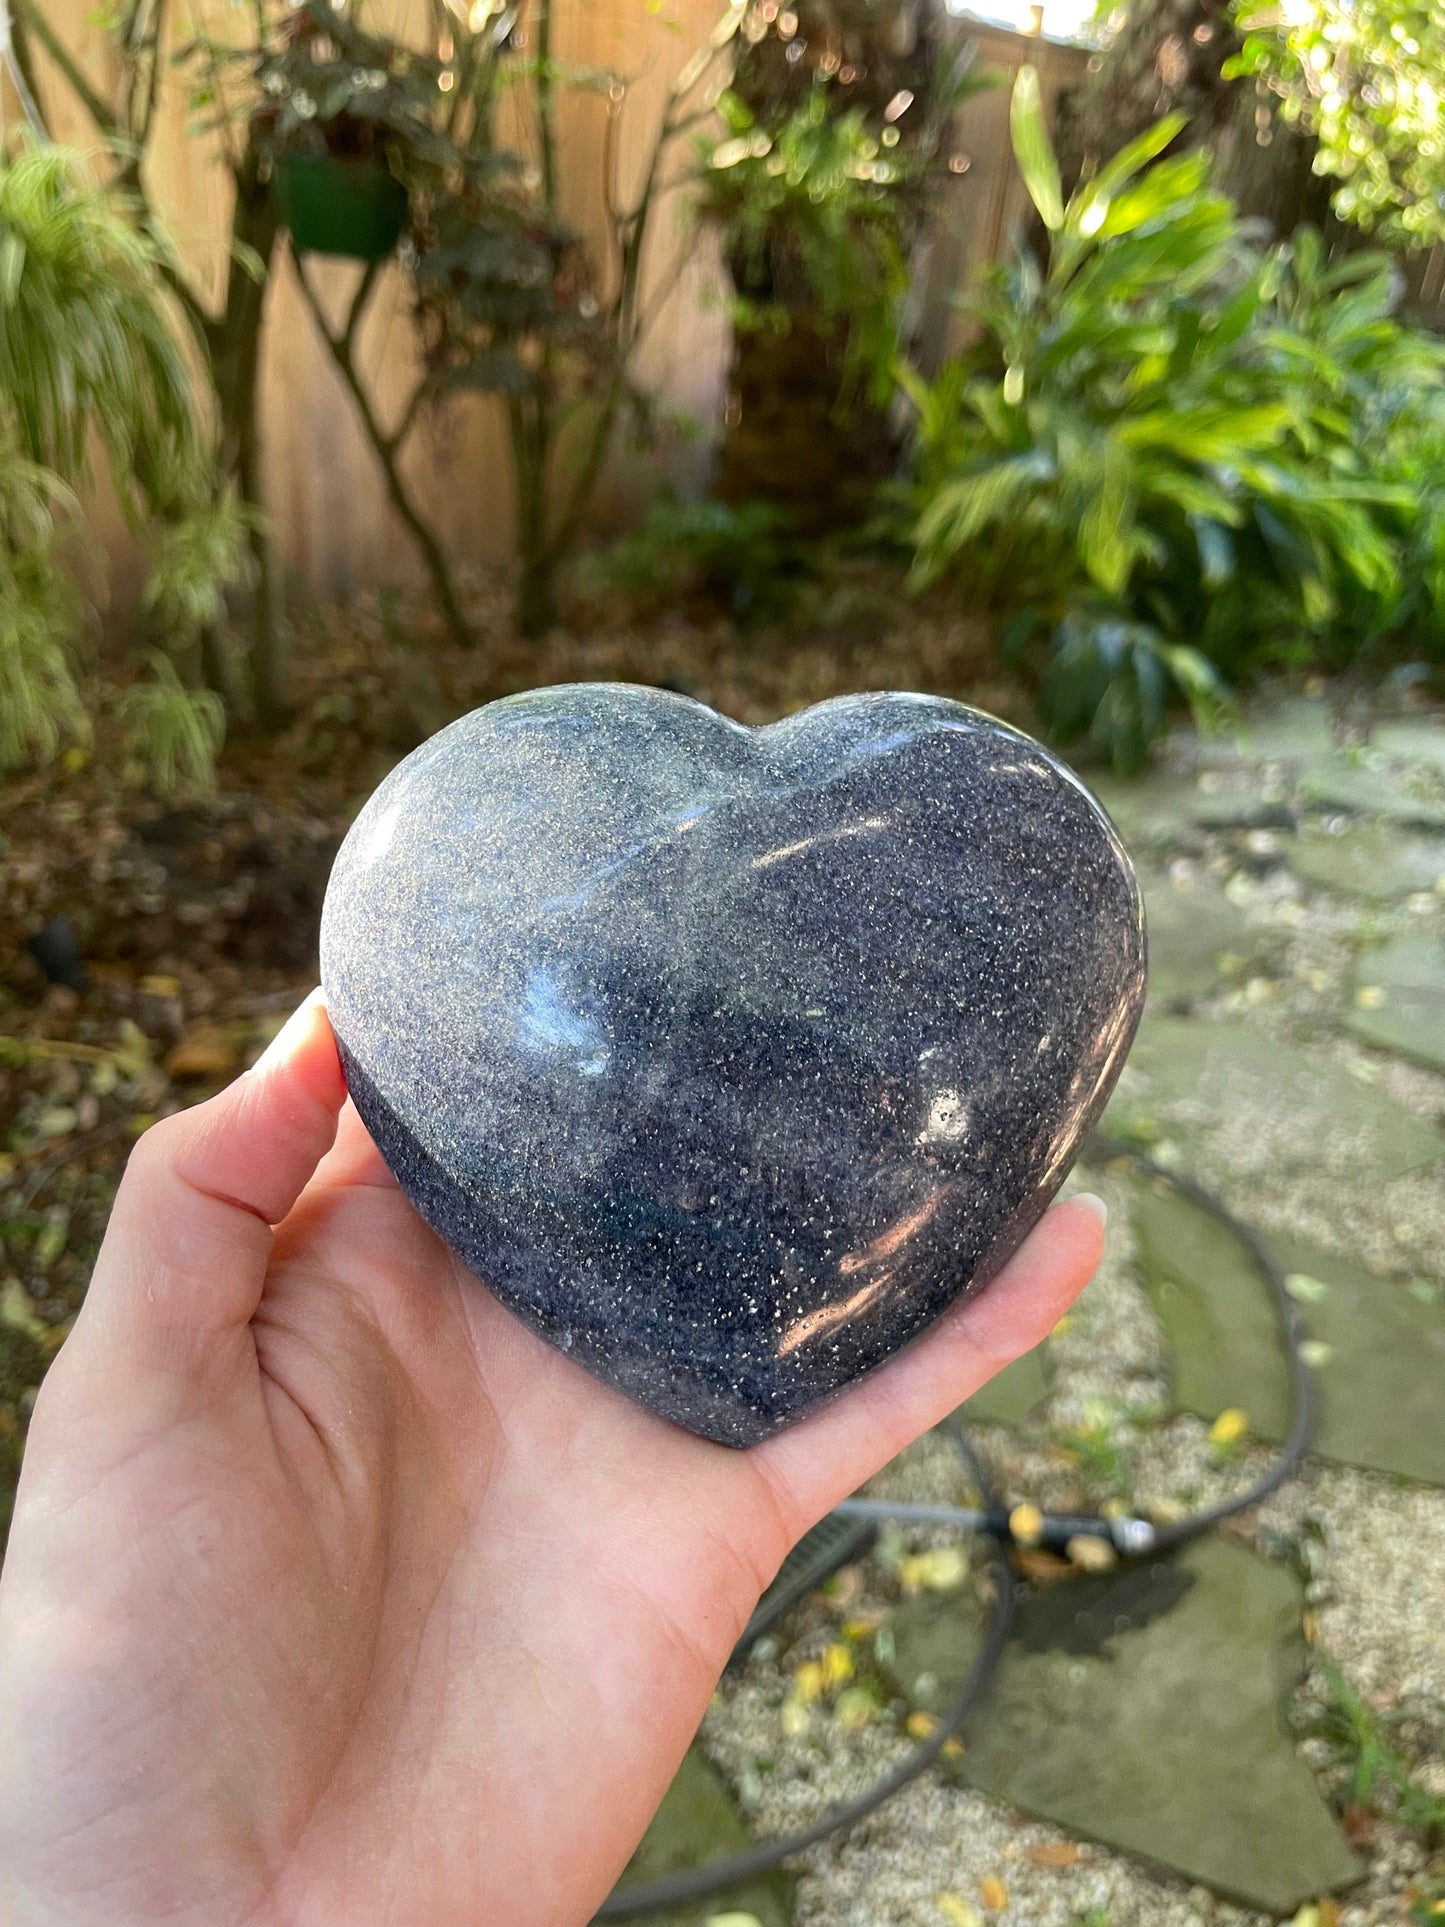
[596,496,807,626]
[0,145,245,790]
[902,68,1445,769]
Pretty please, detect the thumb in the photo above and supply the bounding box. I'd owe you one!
[71,992,346,1368]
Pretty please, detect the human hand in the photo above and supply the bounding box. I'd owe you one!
[0,995,1104,1927]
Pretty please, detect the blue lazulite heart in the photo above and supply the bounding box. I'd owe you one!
[320,686,1146,1446]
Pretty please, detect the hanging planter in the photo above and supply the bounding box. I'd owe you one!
[274,152,409,264]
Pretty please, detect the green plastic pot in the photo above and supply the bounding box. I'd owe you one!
[274,153,408,263]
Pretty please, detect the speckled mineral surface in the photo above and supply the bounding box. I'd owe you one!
[320,685,1146,1445]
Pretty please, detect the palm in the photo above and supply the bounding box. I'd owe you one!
[0,1005,1102,1927]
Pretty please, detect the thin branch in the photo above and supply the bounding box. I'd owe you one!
[343,257,384,357]
[292,246,477,650]
[16,0,120,137]
[6,9,53,135]
[534,0,556,214]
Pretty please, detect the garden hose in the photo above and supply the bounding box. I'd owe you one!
[596,1139,1317,1918]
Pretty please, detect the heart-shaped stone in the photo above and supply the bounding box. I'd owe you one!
[320,686,1145,1446]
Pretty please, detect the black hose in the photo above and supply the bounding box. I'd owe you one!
[597,1142,1315,1917]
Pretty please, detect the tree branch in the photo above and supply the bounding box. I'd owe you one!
[15,0,120,138]
[6,7,53,135]
[292,247,477,651]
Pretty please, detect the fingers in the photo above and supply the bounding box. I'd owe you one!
[310,1096,399,1191]
[753,1194,1107,1533]
[75,992,346,1359]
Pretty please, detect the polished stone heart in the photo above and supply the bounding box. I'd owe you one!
[320,686,1146,1446]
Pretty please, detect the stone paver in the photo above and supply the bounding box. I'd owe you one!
[1285,824,1445,902]
[1348,932,1445,1073]
[1132,1181,1445,1485]
[882,1538,1359,1913]
[961,1346,1048,1426]
[1107,1016,1445,1181]
[1141,875,1276,1009]
[1299,751,1445,829]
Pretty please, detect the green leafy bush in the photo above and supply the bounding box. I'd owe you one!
[1230,0,1445,248]
[597,495,806,625]
[699,85,919,405]
[903,68,1445,769]
[0,145,245,789]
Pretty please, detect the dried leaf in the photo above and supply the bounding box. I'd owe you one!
[979,1873,1009,1912]
[1285,1272,1329,1303]
[1341,1800,1377,1848]
[936,1896,984,1927]
[1026,1841,1081,1867]
[165,1024,242,1082]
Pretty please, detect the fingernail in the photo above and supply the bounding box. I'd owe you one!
[1070,1191,1108,1228]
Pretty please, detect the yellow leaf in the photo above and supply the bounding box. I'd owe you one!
[936,1896,984,1927]
[139,974,181,998]
[906,1709,940,1740]
[821,1642,854,1691]
[1354,984,1385,1009]
[941,1736,965,1759]
[901,1545,969,1593]
[1065,1534,1117,1574]
[1288,1907,1320,1927]
[706,1916,764,1927]
[791,1660,824,1704]
[1209,1407,1249,1446]
[841,1614,883,1640]
[1008,1503,1043,1547]
[979,1873,1009,1912]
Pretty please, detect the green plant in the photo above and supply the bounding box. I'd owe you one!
[1302,1658,1445,1840]
[903,68,1445,769]
[597,495,806,624]
[699,84,920,405]
[245,1,452,172]
[0,145,243,786]
[1230,0,1445,247]
[116,655,227,797]
[16,0,292,718]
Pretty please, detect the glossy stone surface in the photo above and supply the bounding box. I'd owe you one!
[320,685,1146,1445]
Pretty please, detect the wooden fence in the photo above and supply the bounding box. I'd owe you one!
[2,2,1085,603]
